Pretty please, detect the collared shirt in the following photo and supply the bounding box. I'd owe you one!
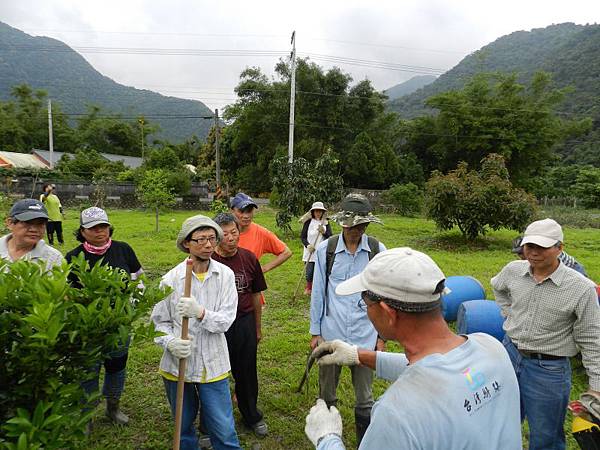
[492,259,600,389]
[151,258,238,382]
[309,234,385,349]
[0,234,63,270]
[318,334,521,450]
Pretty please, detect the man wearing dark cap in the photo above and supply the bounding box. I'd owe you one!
[493,218,600,450]
[230,192,292,275]
[151,215,241,450]
[309,193,386,445]
[0,198,63,269]
[305,248,521,450]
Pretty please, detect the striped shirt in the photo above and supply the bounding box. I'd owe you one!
[492,260,600,390]
[151,258,238,382]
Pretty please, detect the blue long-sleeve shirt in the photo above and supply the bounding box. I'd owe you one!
[309,234,385,350]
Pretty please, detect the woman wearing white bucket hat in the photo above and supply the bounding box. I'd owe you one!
[300,201,332,295]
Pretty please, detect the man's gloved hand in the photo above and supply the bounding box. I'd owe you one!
[307,244,315,253]
[313,339,359,366]
[176,296,205,319]
[167,337,192,359]
[305,399,342,446]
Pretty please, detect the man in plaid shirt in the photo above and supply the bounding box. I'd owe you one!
[492,218,600,450]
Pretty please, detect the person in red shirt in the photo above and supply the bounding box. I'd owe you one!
[230,193,292,304]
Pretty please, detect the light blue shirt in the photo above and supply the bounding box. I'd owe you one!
[309,234,385,349]
[318,334,522,450]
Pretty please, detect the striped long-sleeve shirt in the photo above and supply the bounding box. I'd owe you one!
[492,260,600,390]
[151,258,238,382]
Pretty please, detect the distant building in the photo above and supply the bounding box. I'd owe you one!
[0,151,48,169]
[31,149,143,169]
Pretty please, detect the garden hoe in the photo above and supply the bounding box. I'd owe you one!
[173,258,193,450]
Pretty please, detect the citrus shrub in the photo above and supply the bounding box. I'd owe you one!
[0,256,166,449]
[381,183,423,216]
[425,153,538,240]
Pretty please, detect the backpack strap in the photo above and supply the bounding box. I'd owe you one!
[323,234,380,316]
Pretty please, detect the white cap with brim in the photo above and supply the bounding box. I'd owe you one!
[80,207,111,229]
[520,218,563,248]
[336,247,450,304]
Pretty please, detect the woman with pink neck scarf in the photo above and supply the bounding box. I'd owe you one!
[66,207,143,428]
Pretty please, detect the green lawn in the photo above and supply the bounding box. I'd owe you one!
[56,207,598,450]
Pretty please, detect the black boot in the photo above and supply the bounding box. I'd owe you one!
[355,412,371,448]
[106,398,129,425]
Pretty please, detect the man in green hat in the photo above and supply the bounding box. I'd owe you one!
[309,193,386,446]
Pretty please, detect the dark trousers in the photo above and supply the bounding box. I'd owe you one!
[225,312,262,427]
[305,262,316,282]
[46,221,63,245]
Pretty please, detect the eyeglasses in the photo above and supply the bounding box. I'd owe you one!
[188,236,218,246]
[357,291,382,311]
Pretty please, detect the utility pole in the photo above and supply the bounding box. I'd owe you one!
[288,31,296,163]
[214,109,221,198]
[139,118,145,159]
[47,99,54,169]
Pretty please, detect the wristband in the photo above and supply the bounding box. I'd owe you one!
[317,433,341,447]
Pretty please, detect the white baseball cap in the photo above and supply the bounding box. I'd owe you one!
[520,218,563,248]
[336,247,450,306]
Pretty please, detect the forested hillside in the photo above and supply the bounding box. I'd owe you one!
[387,23,600,164]
[383,75,437,101]
[0,21,214,143]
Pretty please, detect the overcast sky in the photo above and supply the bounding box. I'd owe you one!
[1,0,599,111]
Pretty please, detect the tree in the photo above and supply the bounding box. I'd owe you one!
[221,59,400,192]
[270,150,344,233]
[425,153,538,240]
[55,149,128,180]
[136,169,176,231]
[399,72,591,188]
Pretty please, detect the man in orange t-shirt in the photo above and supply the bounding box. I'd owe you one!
[230,193,292,303]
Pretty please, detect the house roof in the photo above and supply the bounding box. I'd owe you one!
[32,149,142,169]
[0,151,48,169]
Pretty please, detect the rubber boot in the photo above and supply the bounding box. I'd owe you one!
[106,398,129,425]
[355,412,371,448]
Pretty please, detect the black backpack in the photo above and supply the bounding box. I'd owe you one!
[323,234,381,315]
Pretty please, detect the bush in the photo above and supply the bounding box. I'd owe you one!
[0,257,164,449]
[381,183,423,216]
[425,154,538,240]
[573,167,600,209]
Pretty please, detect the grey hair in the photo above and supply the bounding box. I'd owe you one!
[213,212,240,230]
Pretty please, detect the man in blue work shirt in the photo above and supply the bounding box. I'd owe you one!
[305,248,522,450]
[309,194,385,446]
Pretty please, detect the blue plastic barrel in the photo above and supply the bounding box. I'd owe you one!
[441,276,486,321]
[456,300,505,342]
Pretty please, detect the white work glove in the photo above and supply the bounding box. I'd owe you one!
[318,225,325,234]
[313,339,359,366]
[176,296,205,319]
[307,244,315,253]
[167,337,192,359]
[305,399,343,447]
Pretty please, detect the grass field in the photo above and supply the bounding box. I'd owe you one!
[54,207,599,450]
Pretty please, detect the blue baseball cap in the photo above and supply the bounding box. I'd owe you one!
[230,192,258,210]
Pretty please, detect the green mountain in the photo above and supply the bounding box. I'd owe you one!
[388,23,600,165]
[0,21,214,143]
[388,23,599,117]
[383,75,437,101]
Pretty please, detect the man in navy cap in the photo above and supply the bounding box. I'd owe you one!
[0,198,63,269]
[230,192,292,275]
